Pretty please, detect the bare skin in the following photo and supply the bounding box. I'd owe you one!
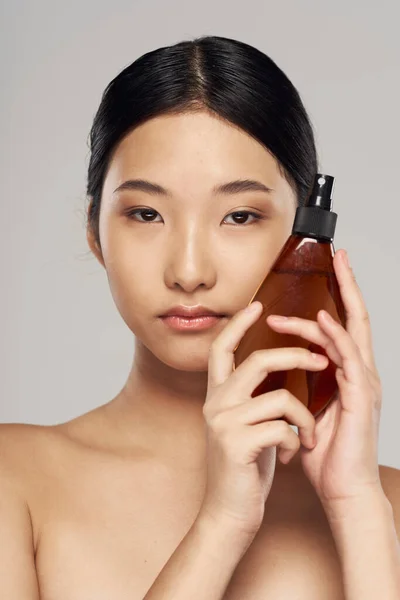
[1,414,399,599]
[1,111,399,599]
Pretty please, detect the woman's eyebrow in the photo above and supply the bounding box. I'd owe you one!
[113,179,274,196]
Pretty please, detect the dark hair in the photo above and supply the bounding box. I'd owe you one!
[86,35,318,249]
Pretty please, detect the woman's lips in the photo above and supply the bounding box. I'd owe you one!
[160,315,225,331]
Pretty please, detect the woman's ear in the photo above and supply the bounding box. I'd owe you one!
[86,199,105,268]
[86,225,105,268]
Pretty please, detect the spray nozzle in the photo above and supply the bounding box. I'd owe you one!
[307,174,335,210]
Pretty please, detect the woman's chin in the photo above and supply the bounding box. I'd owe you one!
[160,352,210,373]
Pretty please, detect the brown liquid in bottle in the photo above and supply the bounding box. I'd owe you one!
[233,178,346,418]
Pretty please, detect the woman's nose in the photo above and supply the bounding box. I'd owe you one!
[163,231,217,292]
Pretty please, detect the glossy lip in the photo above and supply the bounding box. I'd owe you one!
[160,315,225,331]
[159,305,226,318]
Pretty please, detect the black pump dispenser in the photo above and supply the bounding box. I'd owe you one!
[292,173,337,240]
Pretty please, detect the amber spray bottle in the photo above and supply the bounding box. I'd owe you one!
[233,174,346,418]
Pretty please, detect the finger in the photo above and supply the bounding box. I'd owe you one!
[334,249,377,373]
[227,346,328,403]
[243,420,301,463]
[266,314,342,367]
[317,309,366,386]
[208,301,263,389]
[233,388,316,449]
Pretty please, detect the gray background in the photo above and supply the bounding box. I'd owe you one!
[1,0,399,468]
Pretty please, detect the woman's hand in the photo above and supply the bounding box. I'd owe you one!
[266,248,383,511]
[199,302,327,539]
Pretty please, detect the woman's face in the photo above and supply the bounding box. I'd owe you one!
[88,111,297,371]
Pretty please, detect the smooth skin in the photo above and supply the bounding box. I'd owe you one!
[0,110,399,599]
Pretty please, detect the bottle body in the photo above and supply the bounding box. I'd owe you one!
[233,235,346,417]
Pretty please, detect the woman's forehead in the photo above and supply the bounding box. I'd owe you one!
[104,112,285,194]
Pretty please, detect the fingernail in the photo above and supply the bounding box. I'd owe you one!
[311,353,327,361]
[245,302,259,313]
[342,250,350,267]
[321,310,335,323]
[269,315,288,322]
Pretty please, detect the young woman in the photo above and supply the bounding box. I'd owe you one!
[1,35,399,600]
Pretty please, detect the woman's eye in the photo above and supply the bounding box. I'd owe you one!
[125,208,162,223]
[124,208,263,226]
[223,211,263,226]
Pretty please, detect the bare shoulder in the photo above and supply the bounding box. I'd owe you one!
[0,405,133,488]
[379,464,400,505]
[0,403,110,461]
[0,422,52,462]
[0,421,84,484]
[0,421,65,453]
[0,423,57,479]
[379,464,400,536]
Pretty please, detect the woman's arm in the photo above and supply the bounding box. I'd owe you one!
[324,488,400,600]
[143,510,254,600]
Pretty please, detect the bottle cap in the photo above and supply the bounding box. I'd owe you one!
[292,173,337,240]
